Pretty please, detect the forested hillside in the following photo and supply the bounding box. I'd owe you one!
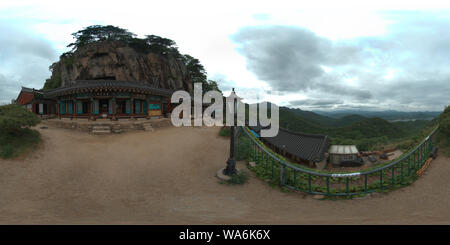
[274,106,439,151]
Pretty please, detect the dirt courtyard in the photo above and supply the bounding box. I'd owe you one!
[0,125,449,224]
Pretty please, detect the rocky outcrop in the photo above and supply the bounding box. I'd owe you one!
[47,41,192,92]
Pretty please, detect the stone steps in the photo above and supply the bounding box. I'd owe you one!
[91,125,112,134]
[142,123,154,132]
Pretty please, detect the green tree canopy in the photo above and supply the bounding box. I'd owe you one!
[204,80,222,93]
[438,106,450,138]
[182,54,207,84]
[0,104,41,134]
[67,25,136,51]
[54,25,221,93]
[181,55,222,94]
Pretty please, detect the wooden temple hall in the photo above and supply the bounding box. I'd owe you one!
[16,80,173,120]
[249,125,330,168]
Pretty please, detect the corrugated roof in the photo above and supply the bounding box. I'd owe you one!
[249,124,329,162]
[329,145,359,155]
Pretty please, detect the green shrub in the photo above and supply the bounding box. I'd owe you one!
[0,127,41,159]
[219,126,231,137]
[0,144,14,159]
[236,136,251,160]
[0,104,41,159]
[43,74,62,90]
[0,104,40,133]
[438,106,450,156]
[226,171,249,185]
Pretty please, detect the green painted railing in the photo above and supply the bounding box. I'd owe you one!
[241,125,439,197]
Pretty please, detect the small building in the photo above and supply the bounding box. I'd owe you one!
[328,145,359,166]
[16,87,56,118]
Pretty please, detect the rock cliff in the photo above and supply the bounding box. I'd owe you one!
[46,41,192,92]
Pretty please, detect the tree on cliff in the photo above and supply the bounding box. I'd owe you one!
[45,25,222,93]
[67,25,136,51]
[145,35,180,56]
[182,55,222,94]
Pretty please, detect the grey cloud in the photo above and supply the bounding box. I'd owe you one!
[232,25,369,100]
[0,21,57,103]
[209,73,235,92]
[0,23,56,62]
[289,98,344,107]
[0,73,20,104]
[209,73,269,101]
[232,26,329,92]
[232,15,450,111]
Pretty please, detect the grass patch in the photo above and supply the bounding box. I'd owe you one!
[218,126,231,137]
[242,126,433,197]
[0,128,41,159]
[219,170,250,185]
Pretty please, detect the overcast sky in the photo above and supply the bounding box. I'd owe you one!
[0,0,449,111]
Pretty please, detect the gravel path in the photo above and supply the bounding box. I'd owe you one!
[0,125,448,224]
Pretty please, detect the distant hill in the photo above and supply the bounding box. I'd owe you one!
[284,107,337,126]
[244,104,436,150]
[332,117,405,139]
[331,114,367,127]
[313,110,441,121]
[281,107,367,127]
[274,106,435,151]
[278,107,325,134]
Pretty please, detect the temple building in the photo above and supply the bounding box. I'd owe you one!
[15,87,56,117]
[249,125,330,168]
[16,80,173,120]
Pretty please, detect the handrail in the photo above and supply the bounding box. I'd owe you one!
[242,126,332,177]
[363,125,439,174]
[241,124,439,196]
[242,125,439,177]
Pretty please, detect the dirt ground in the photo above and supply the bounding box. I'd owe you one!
[0,125,449,224]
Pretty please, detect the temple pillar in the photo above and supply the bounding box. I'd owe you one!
[111,96,117,121]
[73,99,77,120]
[89,98,94,121]
[146,97,150,119]
[56,101,59,118]
[130,97,135,120]
[167,97,171,117]
[57,100,61,119]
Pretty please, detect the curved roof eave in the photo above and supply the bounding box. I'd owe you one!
[43,80,175,98]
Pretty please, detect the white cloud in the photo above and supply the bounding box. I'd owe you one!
[0,0,449,110]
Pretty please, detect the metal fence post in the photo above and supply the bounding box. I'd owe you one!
[308,174,312,193]
[379,170,383,190]
[271,159,274,179]
[326,177,330,195]
[345,177,349,194]
[408,155,411,176]
[280,165,286,186]
[392,167,395,186]
[364,174,368,193]
[400,161,404,182]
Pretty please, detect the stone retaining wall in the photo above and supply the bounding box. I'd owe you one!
[43,118,172,134]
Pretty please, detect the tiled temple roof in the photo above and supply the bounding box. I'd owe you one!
[249,124,329,162]
[44,80,175,97]
[16,87,46,104]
